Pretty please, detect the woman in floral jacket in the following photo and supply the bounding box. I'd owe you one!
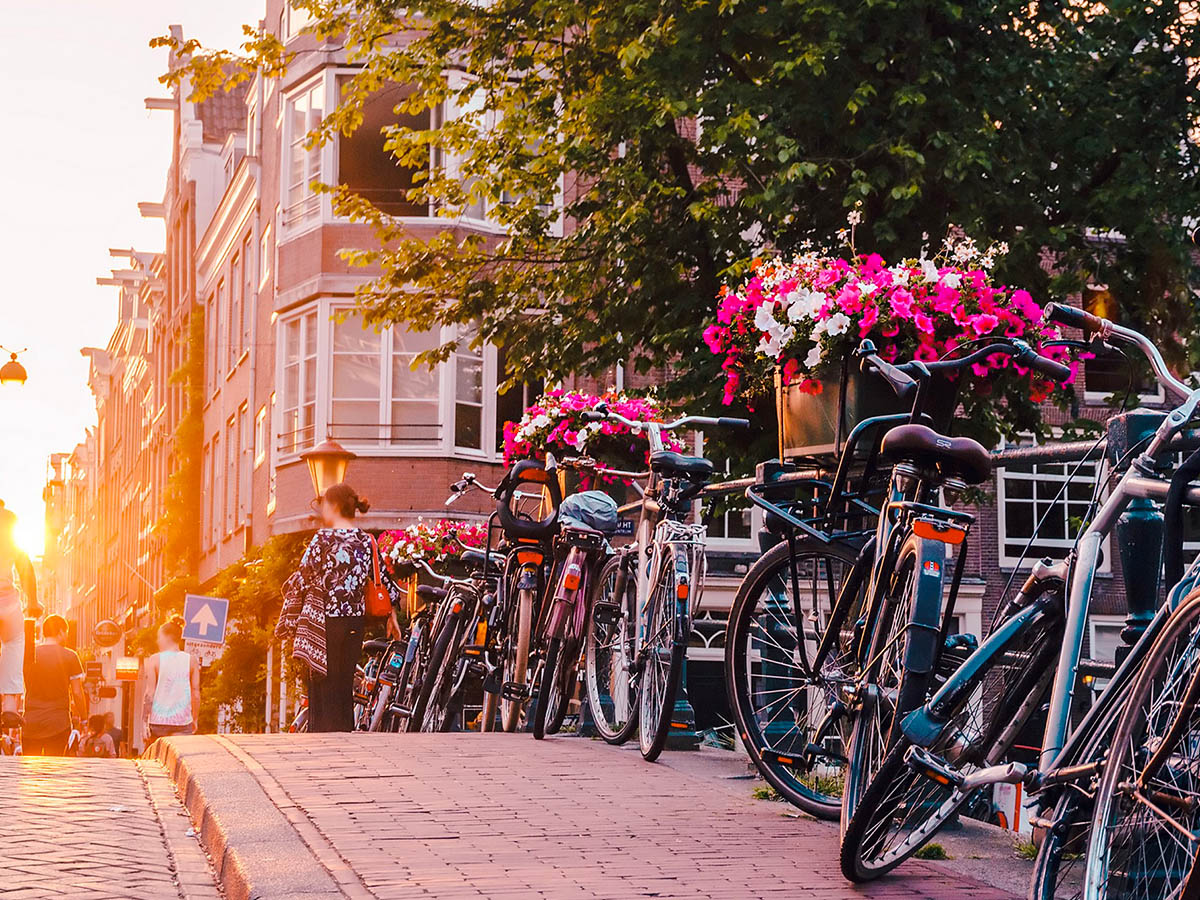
[276,482,402,732]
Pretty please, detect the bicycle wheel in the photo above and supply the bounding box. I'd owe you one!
[545,638,581,736]
[1030,792,1091,900]
[840,580,1064,881]
[585,555,639,744]
[533,637,563,740]
[1084,589,1200,900]
[501,586,534,732]
[408,611,460,732]
[726,537,862,820]
[639,546,688,762]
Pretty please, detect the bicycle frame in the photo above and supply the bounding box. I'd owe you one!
[902,360,1200,799]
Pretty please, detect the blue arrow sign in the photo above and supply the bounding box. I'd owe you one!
[182,594,229,645]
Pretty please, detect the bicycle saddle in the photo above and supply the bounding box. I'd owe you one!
[363,639,391,654]
[458,549,501,573]
[649,451,715,481]
[417,584,448,602]
[880,424,992,485]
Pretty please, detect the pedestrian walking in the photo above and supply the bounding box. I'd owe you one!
[143,614,199,741]
[0,503,38,748]
[275,482,401,732]
[79,714,116,758]
[23,614,87,756]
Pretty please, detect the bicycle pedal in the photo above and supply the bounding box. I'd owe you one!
[387,704,412,717]
[500,681,530,702]
[466,660,488,677]
[482,669,502,694]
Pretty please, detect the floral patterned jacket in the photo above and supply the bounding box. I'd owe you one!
[275,528,402,676]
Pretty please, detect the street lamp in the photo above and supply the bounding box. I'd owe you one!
[0,348,27,386]
[301,438,356,499]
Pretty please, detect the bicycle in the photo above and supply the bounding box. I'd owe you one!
[837,305,1200,889]
[532,457,623,740]
[726,336,1071,823]
[445,464,560,732]
[581,404,749,761]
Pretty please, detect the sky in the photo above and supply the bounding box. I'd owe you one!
[0,1,254,556]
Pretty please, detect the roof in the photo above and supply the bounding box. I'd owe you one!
[196,81,249,145]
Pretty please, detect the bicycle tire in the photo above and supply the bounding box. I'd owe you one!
[725,537,862,820]
[1083,588,1200,900]
[545,638,579,735]
[533,638,563,740]
[501,587,534,733]
[585,554,639,744]
[639,546,688,762]
[408,612,460,732]
[1030,792,1090,900]
[480,686,498,732]
[368,682,393,733]
[840,578,1063,881]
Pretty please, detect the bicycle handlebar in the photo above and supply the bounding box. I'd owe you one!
[1043,302,1191,400]
[579,405,750,432]
[857,337,1071,396]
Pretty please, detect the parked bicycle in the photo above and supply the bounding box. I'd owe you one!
[837,305,1200,896]
[581,403,749,761]
[725,336,1071,824]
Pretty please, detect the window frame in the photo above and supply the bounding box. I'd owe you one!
[994,434,1112,572]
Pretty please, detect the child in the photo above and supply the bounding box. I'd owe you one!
[79,714,116,758]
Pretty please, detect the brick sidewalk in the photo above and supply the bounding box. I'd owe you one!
[0,755,219,900]
[171,733,1017,900]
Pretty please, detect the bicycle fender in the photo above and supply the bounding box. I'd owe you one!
[902,537,946,678]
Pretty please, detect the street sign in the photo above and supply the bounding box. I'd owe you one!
[93,620,122,648]
[614,519,637,537]
[188,641,224,667]
[182,594,229,645]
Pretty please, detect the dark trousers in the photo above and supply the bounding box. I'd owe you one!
[25,730,71,756]
[308,616,363,732]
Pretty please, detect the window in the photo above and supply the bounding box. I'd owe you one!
[331,311,383,444]
[205,294,217,396]
[254,405,269,468]
[238,404,251,522]
[1081,287,1162,402]
[284,82,325,225]
[267,393,277,513]
[1089,615,1125,664]
[216,279,227,377]
[259,224,272,286]
[284,2,313,39]
[454,332,484,450]
[225,417,238,533]
[391,326,441,444]
[280,312,318,453]
[229,256,242,366]
[242,232,255,349]
[335,76,431,217]
[211,433,221,546]
[494,347,543,452]
[997,442,1106,568]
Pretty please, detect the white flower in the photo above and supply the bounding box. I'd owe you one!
[822,312,851,337]
[805,344,823,368]
[758,323,795,357]
[940,272,962,290]
[889,266,910,286]
[847,209,863,226]
[920,259,939,283]
[786,288,825,322]
[858,282,878,296]
[753,300,779,332]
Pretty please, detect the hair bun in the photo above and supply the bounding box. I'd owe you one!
[355,497,371,514]
[168,613,185,629]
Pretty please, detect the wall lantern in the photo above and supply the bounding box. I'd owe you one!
[0,348,27,385]
[301,438,356,500]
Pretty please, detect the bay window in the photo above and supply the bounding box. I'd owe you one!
[276,302,499,459]
[284,81,325,226]
[280,312,318,454]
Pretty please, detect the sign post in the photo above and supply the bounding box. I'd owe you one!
[182,594,229,667]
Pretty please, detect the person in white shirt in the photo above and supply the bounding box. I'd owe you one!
[143,614,200,741]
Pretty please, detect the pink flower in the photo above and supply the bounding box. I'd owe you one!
[781,358,800,385]
[915,342,938,362]
[858,305,879,336]
[890,288,915,319]
[970,313,999,336]
[913,312,935,334]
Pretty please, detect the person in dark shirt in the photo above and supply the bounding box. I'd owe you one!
[24,615,86,756]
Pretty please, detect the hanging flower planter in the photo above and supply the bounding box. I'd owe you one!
[705,228,1073,456]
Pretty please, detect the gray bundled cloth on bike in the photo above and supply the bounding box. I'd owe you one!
[276,571,328,677]
[558,490,620,536]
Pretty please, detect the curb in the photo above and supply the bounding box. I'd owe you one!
[150,735,344,900]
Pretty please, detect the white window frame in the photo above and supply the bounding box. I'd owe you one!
[254,404,269,468]
[1088,614,1125,664]
[995,434,1111,572]
[280,75,329,233]
[278,309,319,456]
[274,299,500,463]
[693,433,760,552]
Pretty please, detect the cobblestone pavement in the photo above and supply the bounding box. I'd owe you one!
[195,733,1017,900]
[0,755,219,900]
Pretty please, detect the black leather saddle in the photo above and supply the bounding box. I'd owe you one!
[649,451,715,481]
[880,424,992,485]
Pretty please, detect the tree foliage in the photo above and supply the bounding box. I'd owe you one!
[161,0,1200,412]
